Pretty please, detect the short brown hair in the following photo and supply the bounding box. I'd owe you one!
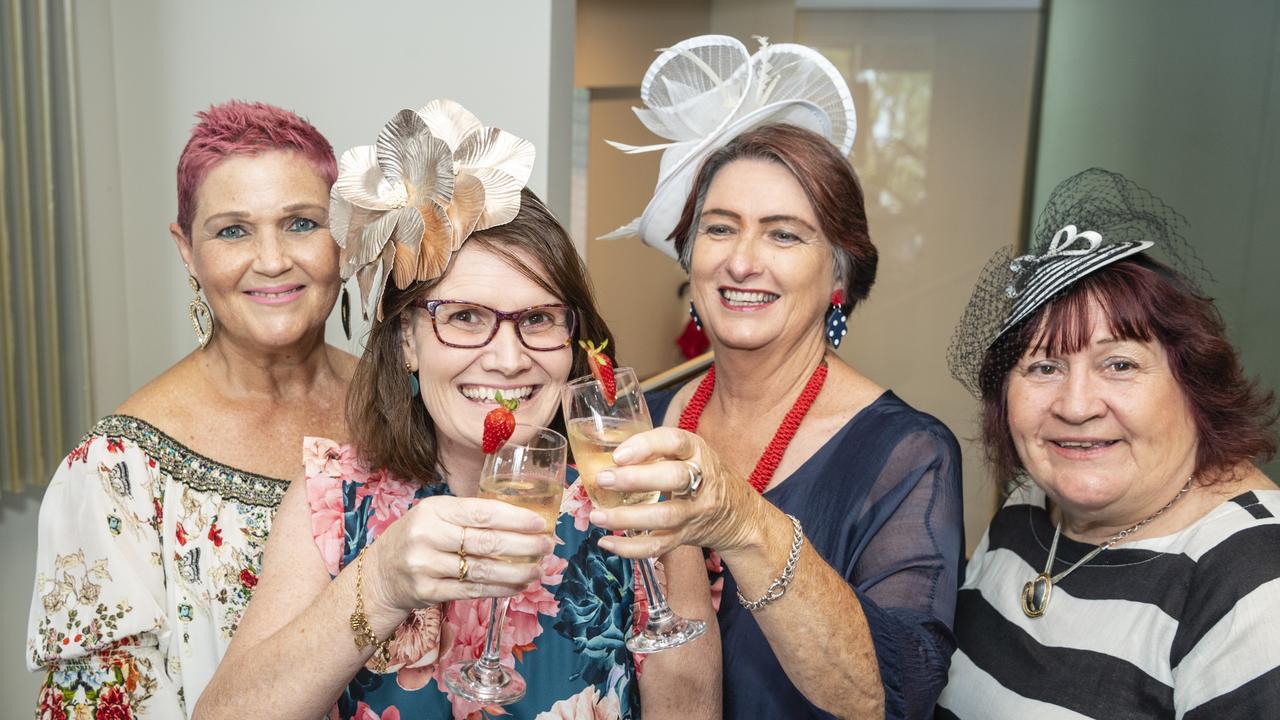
[980,256,1277,487]
[668,123,877,312]
[347,189,615,483]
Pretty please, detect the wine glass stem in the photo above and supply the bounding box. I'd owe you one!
[475,597,511,680]
[636,556,674,627]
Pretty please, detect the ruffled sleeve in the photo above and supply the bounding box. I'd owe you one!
[303,436,349,577]
[845,425,963,719]
[28,433,184,718]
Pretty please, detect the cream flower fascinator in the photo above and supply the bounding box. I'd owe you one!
[603,35,857,259]
[331,99,535,319]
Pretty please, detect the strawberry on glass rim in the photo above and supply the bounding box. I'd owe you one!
[578,339,617,405]
[481,391,520,454]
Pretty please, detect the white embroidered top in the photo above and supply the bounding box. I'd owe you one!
[27,415,288,718]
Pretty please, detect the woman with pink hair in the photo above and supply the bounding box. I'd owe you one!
[27,100,353,718]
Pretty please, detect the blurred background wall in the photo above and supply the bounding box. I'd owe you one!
[3,0,1278,705]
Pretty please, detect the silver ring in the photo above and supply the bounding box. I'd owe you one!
[682,460,703,497]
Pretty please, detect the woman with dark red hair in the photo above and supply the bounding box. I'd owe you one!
[27,100,352,718]
[937,168,1280,718]
[593,36,964,719]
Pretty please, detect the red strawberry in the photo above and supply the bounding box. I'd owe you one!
[579,339,617,405]
[482,391,520,454]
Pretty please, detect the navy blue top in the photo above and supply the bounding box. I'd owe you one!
[647,389,964,720]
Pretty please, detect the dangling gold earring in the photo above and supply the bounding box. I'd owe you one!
[188,275,214,348]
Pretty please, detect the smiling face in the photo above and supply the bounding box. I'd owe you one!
[688,158,841,352]
[1006,297,1200,521]
[170,150,338,351]
[401,242,574,455]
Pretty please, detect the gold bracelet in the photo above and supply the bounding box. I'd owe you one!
[350,547,391,672]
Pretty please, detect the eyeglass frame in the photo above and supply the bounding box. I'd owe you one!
[409,298,578,351]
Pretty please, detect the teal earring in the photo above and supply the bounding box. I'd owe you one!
[405,361,420,397]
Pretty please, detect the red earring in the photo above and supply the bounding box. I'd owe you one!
[831,289,845,307]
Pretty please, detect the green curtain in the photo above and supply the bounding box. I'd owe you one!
[0,0,92,494]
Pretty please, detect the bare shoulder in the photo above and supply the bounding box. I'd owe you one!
[819,355,887,424]
[1230,464,1278,494]
[327,343,360,381]
[113,354,203,426]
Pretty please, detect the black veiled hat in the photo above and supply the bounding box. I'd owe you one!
[947,167,1210,397]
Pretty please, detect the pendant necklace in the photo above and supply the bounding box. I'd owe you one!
[1021,476,1194,618]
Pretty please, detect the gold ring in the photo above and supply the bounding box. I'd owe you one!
[459,526,468,558]
[458,554,470,582]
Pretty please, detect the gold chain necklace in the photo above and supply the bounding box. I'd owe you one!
[1021,477,1194,618]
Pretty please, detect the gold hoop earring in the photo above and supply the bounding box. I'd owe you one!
[188,275,214,348]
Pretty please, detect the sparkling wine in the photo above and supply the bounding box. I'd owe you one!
[567,417,661,509]
[478,472,562,563]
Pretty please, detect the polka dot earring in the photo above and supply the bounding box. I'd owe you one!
[825,289,848,348]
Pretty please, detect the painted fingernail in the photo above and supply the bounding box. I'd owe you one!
[612,446,635,464]
[589,509,608,526]
[598,537,615,552]
[597,470,616,487]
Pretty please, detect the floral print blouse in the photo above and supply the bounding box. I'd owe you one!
[28,415,289,719]
[304,437,640,720]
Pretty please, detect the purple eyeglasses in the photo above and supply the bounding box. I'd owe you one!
[411,299,577,351]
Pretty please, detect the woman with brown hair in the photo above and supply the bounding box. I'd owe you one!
[593,36,964,719]
[195,100,717,720]
[936,168,1280,718]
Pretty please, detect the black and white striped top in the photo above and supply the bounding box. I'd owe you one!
[937,483,1280,719]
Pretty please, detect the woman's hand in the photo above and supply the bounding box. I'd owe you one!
[364,495,556,614]
[589,427,766,558]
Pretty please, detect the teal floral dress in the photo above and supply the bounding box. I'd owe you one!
[304,437,641,720]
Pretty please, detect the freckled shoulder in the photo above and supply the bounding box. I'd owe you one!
[327,344,360,381]
[112,354,207,428]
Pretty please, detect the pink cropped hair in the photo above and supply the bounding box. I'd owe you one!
[175,100,337,235]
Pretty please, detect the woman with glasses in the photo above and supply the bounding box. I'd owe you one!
[195,101,718,720]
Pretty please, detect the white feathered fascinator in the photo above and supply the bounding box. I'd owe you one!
[603,35,857,258]
[330,99,535,319]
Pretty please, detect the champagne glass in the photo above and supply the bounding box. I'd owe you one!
[443,425,567,705]
[563,367,707,653]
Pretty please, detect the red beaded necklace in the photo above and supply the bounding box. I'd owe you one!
[677,360,828,493]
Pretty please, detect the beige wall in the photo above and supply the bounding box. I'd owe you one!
[576,0,713,377]
[797,9,1042,550]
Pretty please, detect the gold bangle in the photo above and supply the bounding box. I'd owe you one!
[350,547,391,672]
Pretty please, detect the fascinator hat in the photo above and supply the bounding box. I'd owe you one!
[602,35,857,258]
[947,167,1210,397]
[330,99,535,320]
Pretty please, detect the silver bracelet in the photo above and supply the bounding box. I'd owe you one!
[736,514,804,612]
